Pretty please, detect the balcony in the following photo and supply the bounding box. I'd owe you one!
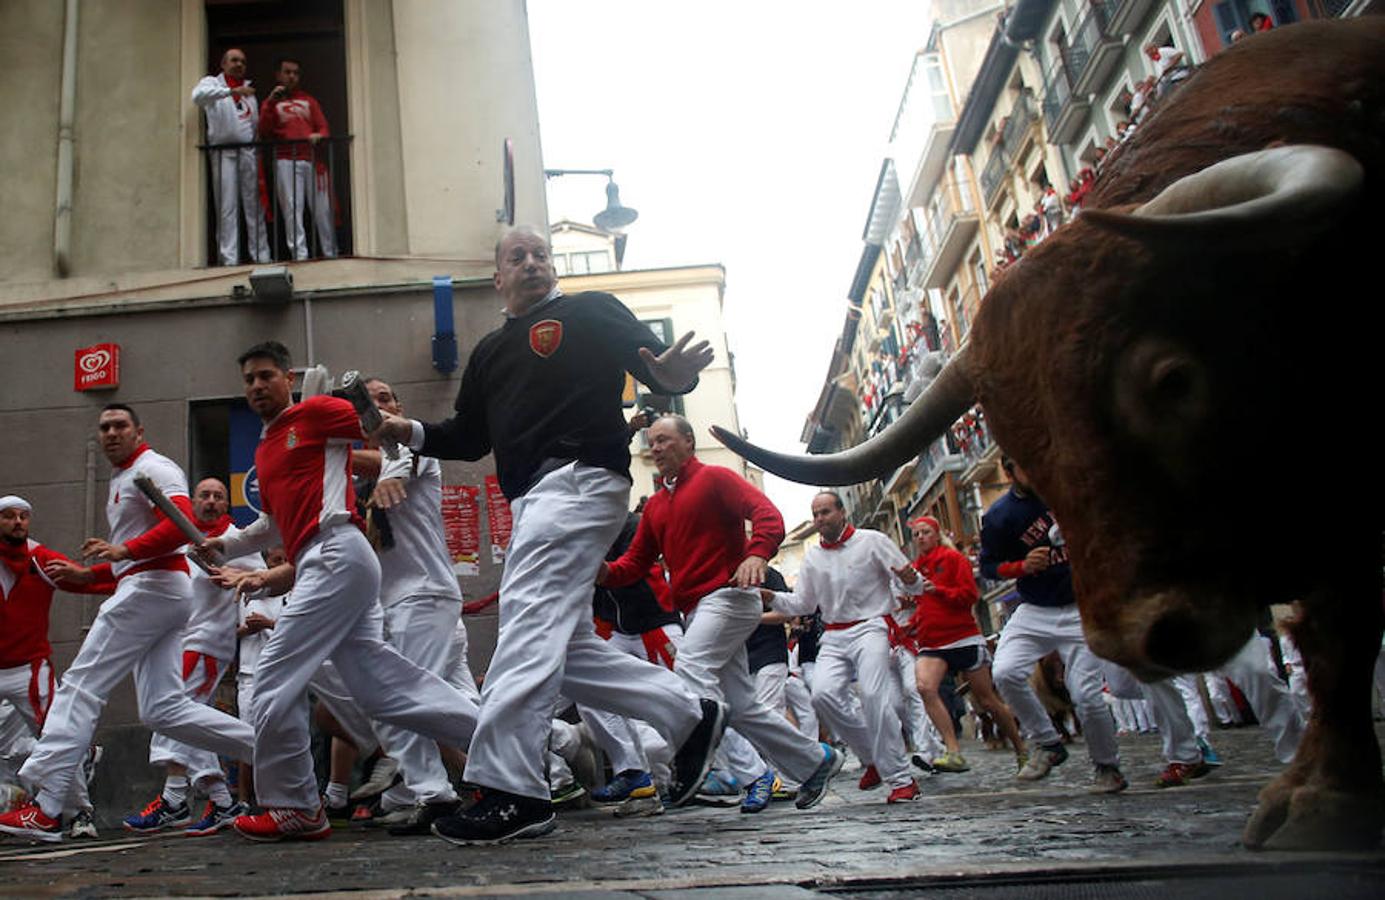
[909,434,967,506]
[199,136,354,265]
[1106,0,1155,35]
[980,150,1008,208]
[919,178,980,290]
[999,92,1039,160]
[1041,59,1090,146]
[1067,1,1125,97]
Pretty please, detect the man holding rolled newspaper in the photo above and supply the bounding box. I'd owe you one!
[0,405,255,843]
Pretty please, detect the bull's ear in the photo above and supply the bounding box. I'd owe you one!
[1113,336,1209,446]
[1082,145,1362,244]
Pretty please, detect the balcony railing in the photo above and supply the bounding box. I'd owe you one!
[199,136,353,266]
[980,150,1007,206]
[1066,0,1123,96]
[1040,58,1090,145]
[999,92,1038,159]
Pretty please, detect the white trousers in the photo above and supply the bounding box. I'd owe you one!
[677,589,823,783]
[784,674,818,740]
[308,660,380,756]
[1172,673,1212,738]
[992,603,1120,766]
[1204,672,1241,725]
[578,627,679,780]
[463,464,701,800]
[0,663,91,813]
[273,158,336,260]
[148,651,231,786]
[1217,633,1304,764]
[252,527,477,809]
[811,620,911,788]
[754,662,789,713]
[891,645,942,757]
[373,594,466,804]
[210,146,270,265]
[1106,663,1200,766]
[20,571,254,810]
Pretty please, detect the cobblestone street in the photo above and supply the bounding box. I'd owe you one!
[3,724,1383,898]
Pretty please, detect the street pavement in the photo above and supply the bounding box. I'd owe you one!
[2,724,1382,898]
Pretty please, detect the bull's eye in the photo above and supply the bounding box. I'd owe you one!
[1150,357,1204,412]
[1114,338,1209,440]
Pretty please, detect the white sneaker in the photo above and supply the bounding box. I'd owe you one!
[68,809,98,839]
[350,757,400,801]
[1016,743,1068,781]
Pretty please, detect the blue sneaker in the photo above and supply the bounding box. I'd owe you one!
[185,800,248,837]
[795,744,844,810]
[741,770,775,814]
[592,770,655,804]
[123,795,191,833]
[1197,736,1223,767]
[698,769,741,797]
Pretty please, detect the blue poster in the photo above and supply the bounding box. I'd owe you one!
[228,404,263,526]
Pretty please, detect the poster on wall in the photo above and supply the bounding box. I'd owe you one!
[441,484,481,576]
[484,475,512,564]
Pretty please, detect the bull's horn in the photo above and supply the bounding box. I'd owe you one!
[1082,145,1362,239]
[711,346,975,486]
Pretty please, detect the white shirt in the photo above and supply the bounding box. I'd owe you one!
[238,589,285,677]
[107,448,189,578]
[192,72,260,145]
[185,524,265,661]
[769,528,911,624]
[376,449,462,607]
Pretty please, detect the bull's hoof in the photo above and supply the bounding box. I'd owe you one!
[1243,778,1384,851]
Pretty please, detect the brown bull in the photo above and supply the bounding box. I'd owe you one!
[715,18,1385,850]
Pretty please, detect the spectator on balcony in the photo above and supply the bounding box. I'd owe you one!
[1249,12,1274,32]
[192,49,271,267]
[1145,44,1189,99]
[259,58,338,261]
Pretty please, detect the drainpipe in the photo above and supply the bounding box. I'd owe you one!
[302,292,316,366]
[82,437,97,630]
[53,0,79,278]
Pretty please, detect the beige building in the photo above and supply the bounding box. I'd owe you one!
[551,222,760,506]
[0,0,551,814]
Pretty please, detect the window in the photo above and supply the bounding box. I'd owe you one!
[631,318,685,417]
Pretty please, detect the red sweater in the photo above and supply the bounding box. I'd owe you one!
[605,457,783,614]
[906,544,981,649]
[0,542,116,668]
[259,90,329,160]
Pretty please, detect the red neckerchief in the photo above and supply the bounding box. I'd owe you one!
[820,524,856,550]
[114,443,152,471]
[0,540,31,578]
[196,514,234,538]
[225,75,244,89]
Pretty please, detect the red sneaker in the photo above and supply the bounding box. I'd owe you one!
[887,781,920,804]
[0,802,63,843]
[858,765,881,791]
[232,806,331,842]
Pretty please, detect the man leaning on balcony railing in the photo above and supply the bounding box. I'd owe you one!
[259,57,338,261]
[192,48,272,267]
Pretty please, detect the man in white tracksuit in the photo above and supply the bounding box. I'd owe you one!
[764,491,921,804]
[191,48,271,266]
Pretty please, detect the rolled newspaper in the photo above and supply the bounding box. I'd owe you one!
[132,474,222,574]
[338,370,400,460]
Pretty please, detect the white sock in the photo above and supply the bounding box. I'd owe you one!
[324,781,349,808]
[162,775,190,807]
[206,779,233,808]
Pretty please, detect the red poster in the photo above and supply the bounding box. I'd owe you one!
[441,484,480,576]
[484,474,512,564]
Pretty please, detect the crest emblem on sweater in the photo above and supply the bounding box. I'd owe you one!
[529,320,563,358]
[286,427,299,449]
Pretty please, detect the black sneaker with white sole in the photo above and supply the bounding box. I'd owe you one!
[387,799,463,836]
[430,788,555,845]
[666,698,728,808]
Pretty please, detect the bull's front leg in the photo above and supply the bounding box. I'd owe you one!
[1242,588,1384,850]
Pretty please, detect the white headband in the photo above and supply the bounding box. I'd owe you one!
[0,495,32,513]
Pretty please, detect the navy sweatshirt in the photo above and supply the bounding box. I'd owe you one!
[979,489,1075,608]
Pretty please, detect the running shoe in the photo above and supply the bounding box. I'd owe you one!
[592,770,655,804]
[886,781,921,803]
[1197,736,1224,767]
[697,769,741,797]
[1016,742,1068,781]
[1155,760,1211,788]
[0,802,62,842]
[233,806,331,842]
[931,751,970,773]
[910,753,937,775]
[67,808,99,839]
[667,698,728,808]
[795,743,845,810]
[614,792,664,818]
[1089,763,1129,794]
[349,756,400,801]
[741,770,775,814]
[858,764,882,790]
[186,801,248,837]
[386,799,463,836]
[123,795,191,833]
[550,782,586,806]
[431,788,555,845]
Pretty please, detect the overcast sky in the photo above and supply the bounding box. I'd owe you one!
[528,1,934,525]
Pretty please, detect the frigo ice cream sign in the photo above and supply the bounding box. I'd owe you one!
[74,343,120,391]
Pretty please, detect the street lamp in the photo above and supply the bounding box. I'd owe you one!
[543,168,639,234]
